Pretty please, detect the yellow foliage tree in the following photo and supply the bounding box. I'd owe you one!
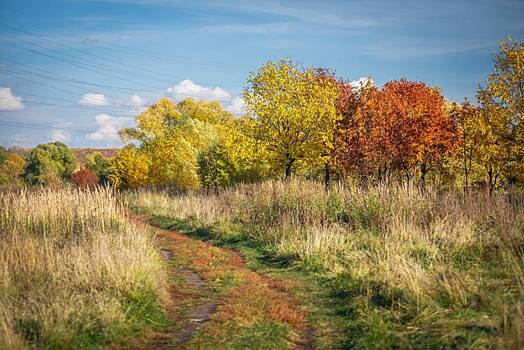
[109,145,150,189]
[243,59,339,180]
[117,97,223,189]
[477,37,524,191]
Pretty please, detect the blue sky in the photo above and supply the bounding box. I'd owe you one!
[0,0,523,148]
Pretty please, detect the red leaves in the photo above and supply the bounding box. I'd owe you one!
[334,79,459,179]
[70,168,100,189]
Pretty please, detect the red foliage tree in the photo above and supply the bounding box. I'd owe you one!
[70,168,100,189]
[335,79,459,182]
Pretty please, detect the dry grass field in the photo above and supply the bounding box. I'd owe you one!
[131,180,524,349]
[0,188,168,349]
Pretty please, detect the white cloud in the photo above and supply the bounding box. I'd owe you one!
[85,114,133,143]
[0,87,24,111]
[49,130,71,143]
[167,79,231,102]
[79,93,110,106]
[225,96,245,115]
[129,94,146,109]
[349,77,374,89]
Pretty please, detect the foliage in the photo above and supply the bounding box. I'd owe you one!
[197,143,235,189]
[85,152,111,185]
[336,79,459,182]
[243,59,339,179]
[71,168,100,189]
[477,37,524,191]
[23,142,76,186]
[109,145,150,189]
[0,147,25,187]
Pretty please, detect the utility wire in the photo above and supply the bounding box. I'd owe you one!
[0,119,123,136]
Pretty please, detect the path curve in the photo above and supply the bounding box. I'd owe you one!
[134,217,315,350]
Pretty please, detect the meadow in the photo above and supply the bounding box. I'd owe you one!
[131,180,524,349]
[0,188,169,349]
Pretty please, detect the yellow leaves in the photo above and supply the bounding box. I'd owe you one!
[109,145,150,189]
[244,59,339,177]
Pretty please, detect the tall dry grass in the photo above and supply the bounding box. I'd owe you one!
[131,180,524,349]
[0,187,168,349]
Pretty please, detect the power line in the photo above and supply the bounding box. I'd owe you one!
[0,119,123,136]
[0,37,164,91]
[0,61,156,96]
[2,24,186,86]
[0,24,244,93]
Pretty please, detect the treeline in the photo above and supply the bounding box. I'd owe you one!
[0,38,522,192]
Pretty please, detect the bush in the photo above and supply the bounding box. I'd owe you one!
[71,168,100,189]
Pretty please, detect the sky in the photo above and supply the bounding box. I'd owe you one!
[0,0,523,148]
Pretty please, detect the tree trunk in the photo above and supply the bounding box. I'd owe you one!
[324,163,331,188]
[488,165,494,195]
[420,162,428,187]
[284,159,294,181]
[463,146,469,193]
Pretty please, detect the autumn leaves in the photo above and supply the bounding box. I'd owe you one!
[109,38,523,191]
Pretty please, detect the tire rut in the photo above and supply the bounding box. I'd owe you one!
[159,247,220,346]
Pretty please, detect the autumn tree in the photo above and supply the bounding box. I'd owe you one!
[476,37,523,192]
[243,59,339,180]
[109,145,150,189]
[71,168,100,189]
[118,98,229,189]
[0,147,25,187]
[24,142,76,185]
[331,78,371,179]
[347,80,458,183]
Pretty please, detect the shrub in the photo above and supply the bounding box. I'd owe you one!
[71,168,100,189]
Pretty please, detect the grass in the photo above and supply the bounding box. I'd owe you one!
[0,187,169,349]
[129,180,524,349]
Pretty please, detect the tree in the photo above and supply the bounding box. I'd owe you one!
[449,99,482,192]
[243,59,339,180]
[119,97,216,189]
[109,145,150,189]
[477,37,524,192]
[344,79,458,183]
[71,168,99,189]
[23,142,76,185]
[0,150,25,187]
[197,144,235,189]
[85,152,111,185]
[332,78,371,180]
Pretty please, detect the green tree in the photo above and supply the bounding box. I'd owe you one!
[85,152,111,185]
[23,142,76,185]
[243,59,339,180]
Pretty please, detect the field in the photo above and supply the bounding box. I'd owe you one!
[130,180,524,349]
[0,188,168,349]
